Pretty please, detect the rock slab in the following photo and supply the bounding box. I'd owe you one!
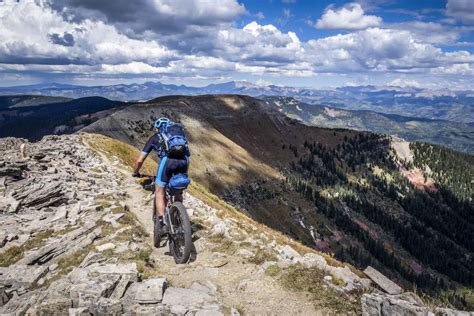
[364,266,402,295]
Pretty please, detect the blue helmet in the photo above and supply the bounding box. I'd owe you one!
[154,117,170,130]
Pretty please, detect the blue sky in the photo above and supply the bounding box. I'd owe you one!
[0,0,473,89]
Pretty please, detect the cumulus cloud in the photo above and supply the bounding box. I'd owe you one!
[48,0,247,36]
[306,27,474,73]
[387,21,462,45]
[446,0,474,23]
[389,78,422,88]
[0,1,174,66]
[315,3,382,30]
[0,0,473,87]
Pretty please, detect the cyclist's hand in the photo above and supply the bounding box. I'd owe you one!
[132,172,141,178]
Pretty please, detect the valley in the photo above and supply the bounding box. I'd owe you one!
[263,96,474,154]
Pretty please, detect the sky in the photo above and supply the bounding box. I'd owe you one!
[0,0,473,89]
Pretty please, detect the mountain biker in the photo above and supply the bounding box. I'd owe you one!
[132,117,190,235]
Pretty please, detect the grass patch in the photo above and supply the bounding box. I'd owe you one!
[239,241,253,248]
[96,201,112,209]
[248,249,277,265]
[82,134,157,176]
[0,230,54,267]
[95,193,114,200]
[209,236,238,255]
[96,219,115,236]
[37,244,94,289]
[191,217,210,228]
[265,264,281,277]
[53,226,78,237]
[280,265,357,314]
[110,205,126,213]
[135,248,151,262]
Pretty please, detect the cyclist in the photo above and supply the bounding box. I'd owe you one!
[132,117,190,234]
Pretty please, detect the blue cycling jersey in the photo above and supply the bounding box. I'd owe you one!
[141,133,166,158]
[141,132,191,159]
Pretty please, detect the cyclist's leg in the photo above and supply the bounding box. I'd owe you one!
[155,157,170,219]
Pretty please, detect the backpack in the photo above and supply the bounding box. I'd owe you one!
[161,122,188,159]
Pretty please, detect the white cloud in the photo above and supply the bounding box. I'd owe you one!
[315,3,382,30]
[0,1,473,88]
[446,0,474,23]
[255,11,265,19]
[307,27,474,73]
[388,78,422,88]
[0,1,174,66]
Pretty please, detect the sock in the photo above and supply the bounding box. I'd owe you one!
[158,215,164,225]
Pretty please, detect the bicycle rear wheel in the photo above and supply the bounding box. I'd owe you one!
[168,201,192,264]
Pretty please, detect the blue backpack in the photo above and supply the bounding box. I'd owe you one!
[161,122,188,159]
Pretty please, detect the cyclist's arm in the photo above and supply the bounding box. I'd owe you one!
[133,153,147,175]
[133,136,155,174]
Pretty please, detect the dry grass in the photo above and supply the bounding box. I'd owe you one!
[280,264,357,314]
[265,264,282,277]
[0,230,55,267]
[39,244,94,289]
[82,133,157,175]
[208,235,238,255]
[248,249,277,265]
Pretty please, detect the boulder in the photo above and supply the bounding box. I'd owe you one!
[110,275,131,300]
[296,253,328,270]
[89,297,123,315]
[134,277,168,304]
[87,263,139,282]
[37,295,72,315]
[361,292,473,316]
[70,274,120,306]
[276,245,301,261]
[162,287,214,309]
[0,265,49,289]
[211,221,229,237]
[15,182,65,209]
[364,266,402,295]
[96,242,116,252]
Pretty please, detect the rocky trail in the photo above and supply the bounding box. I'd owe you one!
[1,134,471,315]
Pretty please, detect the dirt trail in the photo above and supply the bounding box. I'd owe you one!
[97,151,322,315]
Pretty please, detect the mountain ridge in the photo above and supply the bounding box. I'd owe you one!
[1,81,472,123]
[263,96,474,154]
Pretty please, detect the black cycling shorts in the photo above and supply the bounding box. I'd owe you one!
[155,156,189,187]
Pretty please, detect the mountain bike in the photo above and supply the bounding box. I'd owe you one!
[141,176,193,264]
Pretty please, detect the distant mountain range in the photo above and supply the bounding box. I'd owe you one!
[263,96,474,154]
[0,95,124,140]
[1,81,472,124]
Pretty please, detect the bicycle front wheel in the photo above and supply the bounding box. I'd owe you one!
[168,201,192,264]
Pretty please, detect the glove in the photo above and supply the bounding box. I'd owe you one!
[132,172,141,178]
